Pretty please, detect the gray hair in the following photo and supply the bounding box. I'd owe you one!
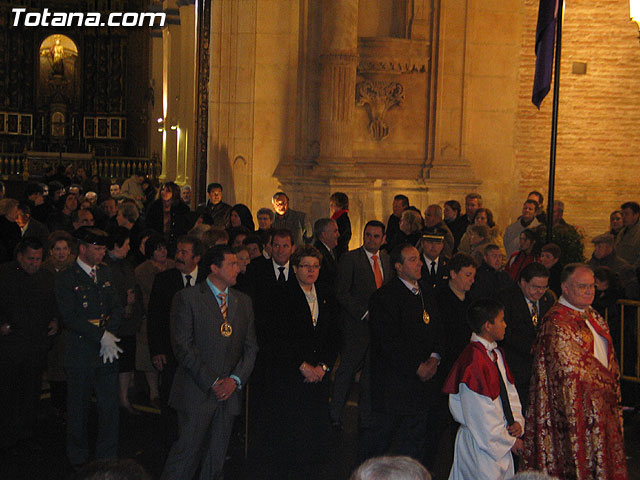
[350,456,431,480]
[314,217,336,241]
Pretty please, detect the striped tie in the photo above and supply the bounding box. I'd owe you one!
[218,293,227,320]
[90,267,97,284]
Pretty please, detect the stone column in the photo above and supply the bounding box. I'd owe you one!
[318,0,359,162]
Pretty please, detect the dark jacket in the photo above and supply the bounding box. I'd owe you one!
[147,267,208,362]
[145,200,193,256]
[369,277,444,414]
[0,261,58,352]
[497,282,555,405]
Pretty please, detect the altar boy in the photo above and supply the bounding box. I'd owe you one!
[442,298,524,480]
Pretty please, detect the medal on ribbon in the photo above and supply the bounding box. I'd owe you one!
[220,322,232,337]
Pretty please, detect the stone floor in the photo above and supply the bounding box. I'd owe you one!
[1,378,639,480]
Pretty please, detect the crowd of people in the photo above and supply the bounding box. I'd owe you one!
[0,168,634,480]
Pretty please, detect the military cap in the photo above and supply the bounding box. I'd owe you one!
[421,227,447,242]
[74,226,108,246]
[591,233,615,245]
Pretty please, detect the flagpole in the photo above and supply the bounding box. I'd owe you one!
[546,0,564,244]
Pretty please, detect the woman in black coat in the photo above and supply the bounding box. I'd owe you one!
[259,244,340,478]
[145,182,192,257]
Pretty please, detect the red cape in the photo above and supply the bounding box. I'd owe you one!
[442,341,515,400]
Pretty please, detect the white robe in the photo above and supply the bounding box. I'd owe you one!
[448,349,524,480]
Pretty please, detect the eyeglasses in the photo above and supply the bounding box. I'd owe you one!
[571,282,595,293]
[298,264,320,271]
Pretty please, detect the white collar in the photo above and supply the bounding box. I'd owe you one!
[558,295,585,312]
[76,257,95,277]
[471,332,498,353]
[399,277,420,294]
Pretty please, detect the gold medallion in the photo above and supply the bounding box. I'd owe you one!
[220,321,233,337]
[423,310,430,325]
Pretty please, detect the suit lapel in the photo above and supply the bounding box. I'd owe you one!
[358,247,377,289]
[517,290,536,334]
[199,282,224,322]
[226,289,238,329]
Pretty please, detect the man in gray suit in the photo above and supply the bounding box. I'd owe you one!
[162,245,258,480]
[330,220,393,430]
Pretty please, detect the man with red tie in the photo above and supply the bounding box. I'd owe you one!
[330,220,393,430]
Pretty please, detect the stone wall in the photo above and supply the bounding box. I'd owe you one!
[200,0,640,252]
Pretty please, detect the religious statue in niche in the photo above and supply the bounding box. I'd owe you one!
[39,35,79,105]
[51,111,66,137]
[356,80,404,141]
[40,35,77,79]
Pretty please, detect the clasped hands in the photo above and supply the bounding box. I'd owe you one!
[508,422,524,455]
[213,377,237,401]
[299,361,325,383]
[416,357,438,382]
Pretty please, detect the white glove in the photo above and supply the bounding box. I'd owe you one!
[100,330,123,364]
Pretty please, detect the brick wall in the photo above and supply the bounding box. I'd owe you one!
[515,0,640,251]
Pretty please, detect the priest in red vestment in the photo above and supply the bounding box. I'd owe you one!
[523,263,627,480]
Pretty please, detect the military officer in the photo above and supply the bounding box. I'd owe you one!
[55,227,123,468]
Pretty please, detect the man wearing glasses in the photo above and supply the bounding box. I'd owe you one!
[523,264,627,479]
[497,262,554,413]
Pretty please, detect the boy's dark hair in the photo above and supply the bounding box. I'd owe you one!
[467,298,504,334]
[449,252,477,274]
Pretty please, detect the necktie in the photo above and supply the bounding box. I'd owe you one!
[492,350,515,426]
[530,302,539,327]
[430,261,436,279]
[277,266,286,284]
[184,274,192,288]
[372,255,383,289]
[218,293,227,320]
[89,267,97,284]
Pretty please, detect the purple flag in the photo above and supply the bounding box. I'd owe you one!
[532,0,558,108]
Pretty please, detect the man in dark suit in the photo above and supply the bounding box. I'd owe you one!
[363,243,443,462]
[0,238,57,451]
[419,227,450,292]
[55,228,123,467]
[313,217,339,293]
[162,245,258,480]
[17,203,49,247]
[147,235,206,451]
[468,243,514,302]
[244,228,295,348]
[497,261,554,413]
[330,220,393,430]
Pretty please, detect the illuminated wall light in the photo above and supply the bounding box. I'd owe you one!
[170,125,178,130]
[632,0,640,28]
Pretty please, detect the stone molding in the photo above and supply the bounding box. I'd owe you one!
[356,80,404,141]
